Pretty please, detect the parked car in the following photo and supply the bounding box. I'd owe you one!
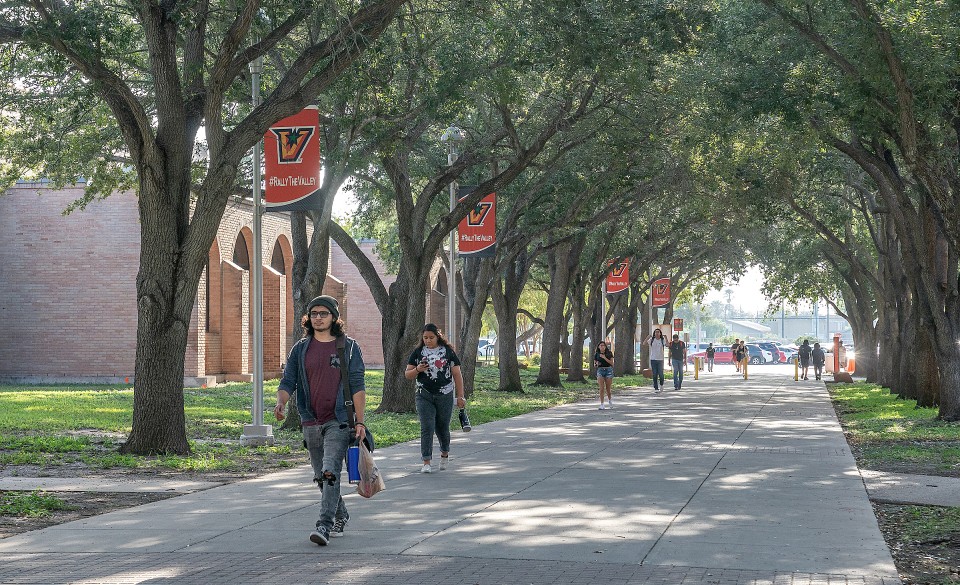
[478,339,495,358]
[687,345,735,365]
[753,341,784,363]
[777,344,798,363]
[744,344,774,364]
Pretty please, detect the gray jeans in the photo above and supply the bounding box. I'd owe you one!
[302,421,351,531]
[415,390,454,461]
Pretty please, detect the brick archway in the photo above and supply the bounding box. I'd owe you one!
[263,235,294,377]
[221,228,253,379]
[204,237,224,376]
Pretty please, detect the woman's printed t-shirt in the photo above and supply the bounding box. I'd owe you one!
[649,338,666,361]
[408,345,461,394]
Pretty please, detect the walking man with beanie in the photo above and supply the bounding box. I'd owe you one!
[274,295,366,546]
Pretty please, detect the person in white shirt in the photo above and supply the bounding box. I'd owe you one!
[643,329,668,393]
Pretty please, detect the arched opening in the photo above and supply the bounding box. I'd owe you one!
[263,236,294,377]
[233,232,250,269]
[204,237,223,376]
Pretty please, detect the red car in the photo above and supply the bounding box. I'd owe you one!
[687,345,735,364]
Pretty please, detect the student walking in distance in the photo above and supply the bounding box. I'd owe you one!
[669,334,687,390]
[732,338,741,371]
[811,342,826,381]
[594,341,615,409]
[705,343,716,372]
[405,324,466,474]
[798,339,812,380]
[736,340,748,372]
[643,329,668,393]
[274,295,366,546]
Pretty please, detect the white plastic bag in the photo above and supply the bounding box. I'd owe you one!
[356,442,386,498]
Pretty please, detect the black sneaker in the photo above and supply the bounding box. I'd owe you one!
[331,515,348,538]
[310,526,329,546]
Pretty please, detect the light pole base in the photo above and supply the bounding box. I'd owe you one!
[240,424,275,446]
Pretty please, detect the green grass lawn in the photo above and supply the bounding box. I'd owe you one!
[829,382,960,473]
[0,366,645,473]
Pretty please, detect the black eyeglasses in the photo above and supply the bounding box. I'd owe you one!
[309,311,332,318]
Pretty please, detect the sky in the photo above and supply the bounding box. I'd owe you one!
[703,265,770,315]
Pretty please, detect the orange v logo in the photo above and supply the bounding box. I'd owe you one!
[467,202,493,226]
[271,127,315,163]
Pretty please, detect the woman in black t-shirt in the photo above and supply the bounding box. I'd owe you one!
[404,323,465,474]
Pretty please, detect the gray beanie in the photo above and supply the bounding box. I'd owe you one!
[307,295,339,320]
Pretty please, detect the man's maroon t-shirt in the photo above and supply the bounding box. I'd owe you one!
[303,338,341,426]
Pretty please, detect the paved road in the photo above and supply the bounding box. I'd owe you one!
[0,367,901,584]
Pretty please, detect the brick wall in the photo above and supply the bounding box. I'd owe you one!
[330,240,396,367]
[0,184,437,381]
[0,183,140,382]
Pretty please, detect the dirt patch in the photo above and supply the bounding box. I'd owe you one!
[874,503,960,585]
[840,434,960,581]
[0,491,178,539]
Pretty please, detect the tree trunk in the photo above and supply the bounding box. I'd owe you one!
[895,300,917,400]
[377,275,427,413]
[912,323,940,408]
[122,176,200,455]
[491,250,532,393]
[122,312,191,455]
[565,273,590,383]
[637,293,651,367]
[613,293,631,376]
[536,241,578,386]
[458,256,496,397]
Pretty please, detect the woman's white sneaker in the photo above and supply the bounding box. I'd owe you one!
[420,463,432,474]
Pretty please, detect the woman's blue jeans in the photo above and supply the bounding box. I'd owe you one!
[415,390,454,461]
[650,359,665,390]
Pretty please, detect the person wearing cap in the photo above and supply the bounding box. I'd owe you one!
[274,295,366,546]
[668,333,687,390]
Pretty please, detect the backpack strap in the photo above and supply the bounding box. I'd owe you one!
[337,335,356,430]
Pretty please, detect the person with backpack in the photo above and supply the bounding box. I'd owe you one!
[812,342,826,381]
[643,329,668,393]
[405,323,465,474]
[732,338,741,371]
[798,339,812,380]
[274,295,366,546]
[669,334,687,390]
[705,343,716,372]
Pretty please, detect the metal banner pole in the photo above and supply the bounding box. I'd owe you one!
[241,54,274,446]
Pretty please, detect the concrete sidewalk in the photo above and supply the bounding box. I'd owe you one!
[0,369,901,584]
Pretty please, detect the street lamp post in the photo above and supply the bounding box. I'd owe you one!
[441,125,465,348]
[241,54,274,446]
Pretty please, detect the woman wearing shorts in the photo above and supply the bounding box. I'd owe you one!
[594,341,615,409]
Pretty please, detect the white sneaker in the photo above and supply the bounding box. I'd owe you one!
[439,457,448,471]
[606,402,613,409]
[420,463,432,474]
[598,404,606,410]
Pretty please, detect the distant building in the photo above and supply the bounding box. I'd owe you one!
[725,319,772,339]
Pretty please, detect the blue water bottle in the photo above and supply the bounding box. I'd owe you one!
[347,444,360,484]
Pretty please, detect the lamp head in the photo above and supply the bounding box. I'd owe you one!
[440,124,465,147]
